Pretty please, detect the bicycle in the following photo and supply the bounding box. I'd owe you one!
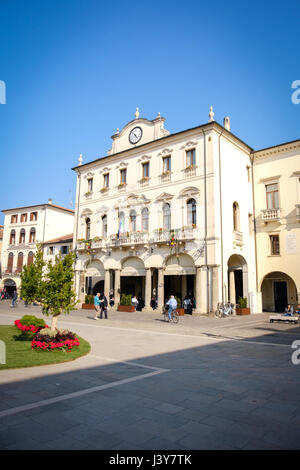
[163,306,179,323]
[215,302,235,318]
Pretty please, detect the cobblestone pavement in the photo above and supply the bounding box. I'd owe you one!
[0,301,300,450]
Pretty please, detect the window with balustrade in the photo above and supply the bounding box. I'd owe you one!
[120,169,127,185]
[86,218,91,240]
[103,173,109,188]
[266,183,279,209]
[102,215,107,238]
[187,199,197,226]
[162,156,171,173]
[130,210,137,232]
[142,162,149,179]
[163,203,171,230]
[142,207,149,232]
[186,149,195,168]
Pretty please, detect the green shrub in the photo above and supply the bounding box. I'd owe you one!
[238,297,248,308]
[20,315,46,329]
[120,294,132,306]
[175,296,182,308]
[85,295,94,305]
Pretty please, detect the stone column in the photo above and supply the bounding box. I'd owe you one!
[114,269,121,306]
[196,266,208,314]
[211,266,220,313]
[181,275,187,303]
[104,269,110,297]
[229,270,236,304]
[157,268,164,312]
[145,268,152,308]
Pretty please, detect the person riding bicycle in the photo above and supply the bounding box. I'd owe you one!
[166,295,177,322]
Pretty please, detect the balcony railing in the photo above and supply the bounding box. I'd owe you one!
[154,227,197,243]
[261,208,281,221]
[183,166,196,178]
[108,232,149,247]
[160,172,171,183]
[77,239,105,251]
[296,204,300,220]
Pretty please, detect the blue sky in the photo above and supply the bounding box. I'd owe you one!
[0,0,299,224]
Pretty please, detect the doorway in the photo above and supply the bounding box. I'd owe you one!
[274,281,287,312]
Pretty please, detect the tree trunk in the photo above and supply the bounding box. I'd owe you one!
[51,315,59,331]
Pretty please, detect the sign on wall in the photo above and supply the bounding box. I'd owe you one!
[286,233,298,254]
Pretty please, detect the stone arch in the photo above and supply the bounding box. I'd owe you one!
[164,253,195,275]
[121,256,145,277]
[260,271,298,312]
[227,254,248,303]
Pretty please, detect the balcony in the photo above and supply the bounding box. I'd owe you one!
[160,172,171,184]
[183,166,196,178]
[261,208,281,222]
[296,204,300,221]
[153,227,197,243]
[233,230,243,247]
[139,177,150,188]
[76,239,105,251]
[108,232,149,247]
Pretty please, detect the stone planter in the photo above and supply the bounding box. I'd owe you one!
[118,305,135,312]
[176,308,185,316]
[236,307,250,315]
[82,303,96,310]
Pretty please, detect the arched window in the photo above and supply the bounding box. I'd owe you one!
[187,198,197,226]
[7,253,14,273]
[102,215,107,238]
[17,252,23,272]
[130,210,137,232]
[163,203,171,230]
[141,207,149,232]
[10,230,16,245]
[29,228,36,243]
[27,251,34,266]
[19,229,25,244]
[85,218,91,240]
[233,202,240,231]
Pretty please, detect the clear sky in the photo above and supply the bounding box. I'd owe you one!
[0,0,299,225]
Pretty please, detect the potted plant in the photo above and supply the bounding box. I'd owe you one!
[118,294,135,312]
[82,294,95,310]
[236,297,250,315]
[175,296,184,316]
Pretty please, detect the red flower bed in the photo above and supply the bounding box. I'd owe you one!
[31,339,80,351]
[14,319,48,334]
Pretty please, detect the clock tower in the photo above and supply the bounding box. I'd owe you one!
[107,108,170,155]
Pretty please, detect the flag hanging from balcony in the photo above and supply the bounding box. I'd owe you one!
[117,219,125,239]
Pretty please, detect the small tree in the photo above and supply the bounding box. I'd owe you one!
[41,251,78,331]
[20,243,45,305]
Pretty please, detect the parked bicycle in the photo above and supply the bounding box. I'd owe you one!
[163,306,179,323]
[215,302,236,318]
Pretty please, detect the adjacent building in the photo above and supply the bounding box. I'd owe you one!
[1,200,74,295]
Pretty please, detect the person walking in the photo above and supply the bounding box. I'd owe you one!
[166,295,177,321]
[93,292,101,320]
[100,293,108,319]
[131,295,138,311]
[109,292,115,309]
[150,297,157,310]
[183,295,193,315]
[11,289,18,307]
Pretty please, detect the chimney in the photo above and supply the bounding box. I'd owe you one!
[48,198,53,205]
[224,116,230,131]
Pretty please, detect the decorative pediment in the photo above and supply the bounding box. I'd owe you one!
[95,205,109,215]
[99,167,111,174]
[137,154,151,162]
[116,162,129,169]
[179,186,199,198]
[156,192,174,202]
[180,140,198,150]
[84,171,95,179]
[80,208,92,217]
[157,148,173,157]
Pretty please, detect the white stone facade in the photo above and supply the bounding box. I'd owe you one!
[73,111,261,313]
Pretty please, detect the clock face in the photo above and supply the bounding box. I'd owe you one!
[129,126,142,144]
